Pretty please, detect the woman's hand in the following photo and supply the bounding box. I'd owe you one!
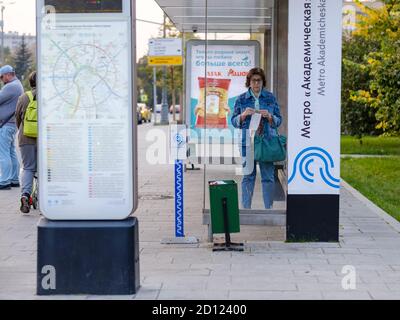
[240,108,255,122]
[260,110,273,123]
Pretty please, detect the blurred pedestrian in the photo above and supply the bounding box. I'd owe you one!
[0,65,24,190]
[15,71,37,213]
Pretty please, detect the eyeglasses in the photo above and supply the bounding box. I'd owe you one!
[250,78,262,83]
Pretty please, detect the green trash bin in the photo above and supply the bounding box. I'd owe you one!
[209,180,240,234]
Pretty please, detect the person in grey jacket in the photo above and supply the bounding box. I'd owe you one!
[0,65,24,190]
[15,71,37,213]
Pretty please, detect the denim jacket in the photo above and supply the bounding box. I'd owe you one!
[231,88,282,157]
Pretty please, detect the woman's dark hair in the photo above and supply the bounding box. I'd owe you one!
[245,67,266,88]
[29,71,36,88]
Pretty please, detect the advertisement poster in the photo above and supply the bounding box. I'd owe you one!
[287,0,342,195]
[186,40,260,143]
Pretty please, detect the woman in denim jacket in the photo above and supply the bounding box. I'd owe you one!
[231,68,282,209]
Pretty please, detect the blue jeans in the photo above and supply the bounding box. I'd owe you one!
[0,125,20,187]
[242,161,275,209]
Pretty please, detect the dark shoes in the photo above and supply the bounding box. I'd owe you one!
[20,194,30,214]
[0,182,19,190]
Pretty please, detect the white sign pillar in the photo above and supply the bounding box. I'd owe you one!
[36,0,140,296]
[287,0,342,241]
[36,0,137,220]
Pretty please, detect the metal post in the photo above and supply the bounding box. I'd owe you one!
[1,6,4,64]
[222,197,231,247]
[160,13,169,125]
[0,1,16,65]
[175,159,184,237]
[270,1,275,92]
[171,65,176,122]
[153,67,157,123]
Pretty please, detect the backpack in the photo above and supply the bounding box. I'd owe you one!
[23,91,37,138]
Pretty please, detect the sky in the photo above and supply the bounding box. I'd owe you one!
[3,0,164,59]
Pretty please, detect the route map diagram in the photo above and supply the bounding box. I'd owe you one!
[41,21,130,120]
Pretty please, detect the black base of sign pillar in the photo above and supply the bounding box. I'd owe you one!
[37,217,140,295]
[286,195,339,242]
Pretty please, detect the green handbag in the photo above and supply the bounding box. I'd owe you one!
[254,128,287,162]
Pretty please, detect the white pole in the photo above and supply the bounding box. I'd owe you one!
[153,66,157,123]
[1,6,4,64]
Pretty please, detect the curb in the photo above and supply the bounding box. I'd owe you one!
[341,154,394,158]
[341,180,400,233]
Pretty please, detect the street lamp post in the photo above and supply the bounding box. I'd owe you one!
[160,13,169,125]
[0,1,16,65]
[1,6,5,64]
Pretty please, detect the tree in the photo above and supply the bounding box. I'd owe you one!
[137,55,162,108]
[157,18,199,115]
[136,17,199,113]
[3,47,12,64]
[347,0,400,136]
[13,35,32,81]
[341,33,381,136]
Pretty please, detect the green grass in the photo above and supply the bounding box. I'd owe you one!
[341,135,400,155]
[341,157,400,221]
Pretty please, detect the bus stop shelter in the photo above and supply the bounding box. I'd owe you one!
[154,0,342,242]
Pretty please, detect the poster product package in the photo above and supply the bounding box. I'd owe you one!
[195,77,231,128]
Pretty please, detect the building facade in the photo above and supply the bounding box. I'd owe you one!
[343,0,382,31]
[2,31,36,53]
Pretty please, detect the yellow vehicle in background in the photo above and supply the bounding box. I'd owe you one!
[138,103,152,123]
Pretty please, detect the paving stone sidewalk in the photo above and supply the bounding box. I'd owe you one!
[1,123,400,300]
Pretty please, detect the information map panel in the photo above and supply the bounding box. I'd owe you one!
[38,17,134,220]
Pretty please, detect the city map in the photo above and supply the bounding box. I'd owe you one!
[41,20,130,120]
